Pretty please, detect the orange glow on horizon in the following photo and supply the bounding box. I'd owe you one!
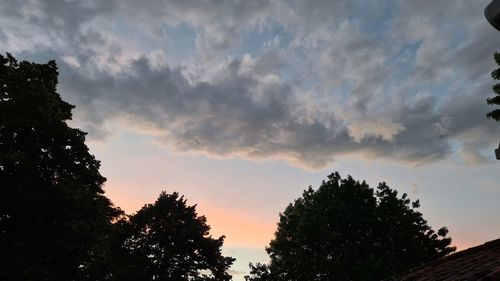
[197,204,276,248]
[104,183,492,253]
[104,182,276,249]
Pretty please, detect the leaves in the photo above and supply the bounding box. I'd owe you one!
[488,52,500,121]
[0,53,235,281]
[249,172,456,281]
[0,53,121,281]
[108,192,235,281]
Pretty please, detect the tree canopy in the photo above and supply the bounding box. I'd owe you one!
[107,192,235,281]
[0,53,235,281]
[247,172,456,281]
[488,52,500,121]
[0,53,121,280]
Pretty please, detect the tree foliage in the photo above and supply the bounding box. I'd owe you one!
[248,172,456,281]
[488,52,500,121]
[0,53,121,281]
[0,53,235,281]
[107,192,235,281]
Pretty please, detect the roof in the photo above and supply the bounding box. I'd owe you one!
[385,238,500,281]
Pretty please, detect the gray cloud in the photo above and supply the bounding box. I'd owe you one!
[0,0,114,45]
[60,56,341,168]
[2,0,500,168]
[117,0,275,59]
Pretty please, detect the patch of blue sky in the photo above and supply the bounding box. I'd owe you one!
[415,80,452,100]
[449,27,470,49]
[324,80,356,105]
[449,139,496,163]
[351,0,396,37]
[112,16,197,63]
[383,40,453,106]
[397,79,452,115]
[113,17,164,53]
[387,41,421,83]
[449,139,463,154]
[285,46,324,88]
[160,22,197,61]
[233,22,299,83]
[388,41,462,105]
[234,21,292,57]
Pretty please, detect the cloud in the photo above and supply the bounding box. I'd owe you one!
[459,144,490,166]
[60,55,341,168]
[3,0,500,168]
[348,120,405,143]
[0,0,115,51]
[117,0,275,60]
[58,53,498,168]
[318,20,392,96]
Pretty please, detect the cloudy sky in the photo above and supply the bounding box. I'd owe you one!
[2,0,500,278]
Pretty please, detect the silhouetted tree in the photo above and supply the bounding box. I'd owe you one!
[248,172,456,281]
[488,52,500,121]
[0,53,121,281]
[247,263,271,281]
[107,192,235,281]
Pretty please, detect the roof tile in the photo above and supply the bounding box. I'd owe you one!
[385,238,500,281]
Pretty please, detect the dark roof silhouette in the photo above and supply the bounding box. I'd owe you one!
[385,238,500,281]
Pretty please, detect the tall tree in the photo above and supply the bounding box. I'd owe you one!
[248,172,455,281]
[0,53,121,281]
[488,52,500,121]
[108,192,235,281]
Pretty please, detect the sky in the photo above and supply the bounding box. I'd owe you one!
[2,0,500,279]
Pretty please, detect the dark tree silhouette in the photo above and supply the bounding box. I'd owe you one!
[248,172,456,281]
[247,263,272,281]
[107,192,235,281]
[488,52,500,121]
[0,53,121,281]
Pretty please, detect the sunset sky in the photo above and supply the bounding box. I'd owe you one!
[2,0,500,279]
